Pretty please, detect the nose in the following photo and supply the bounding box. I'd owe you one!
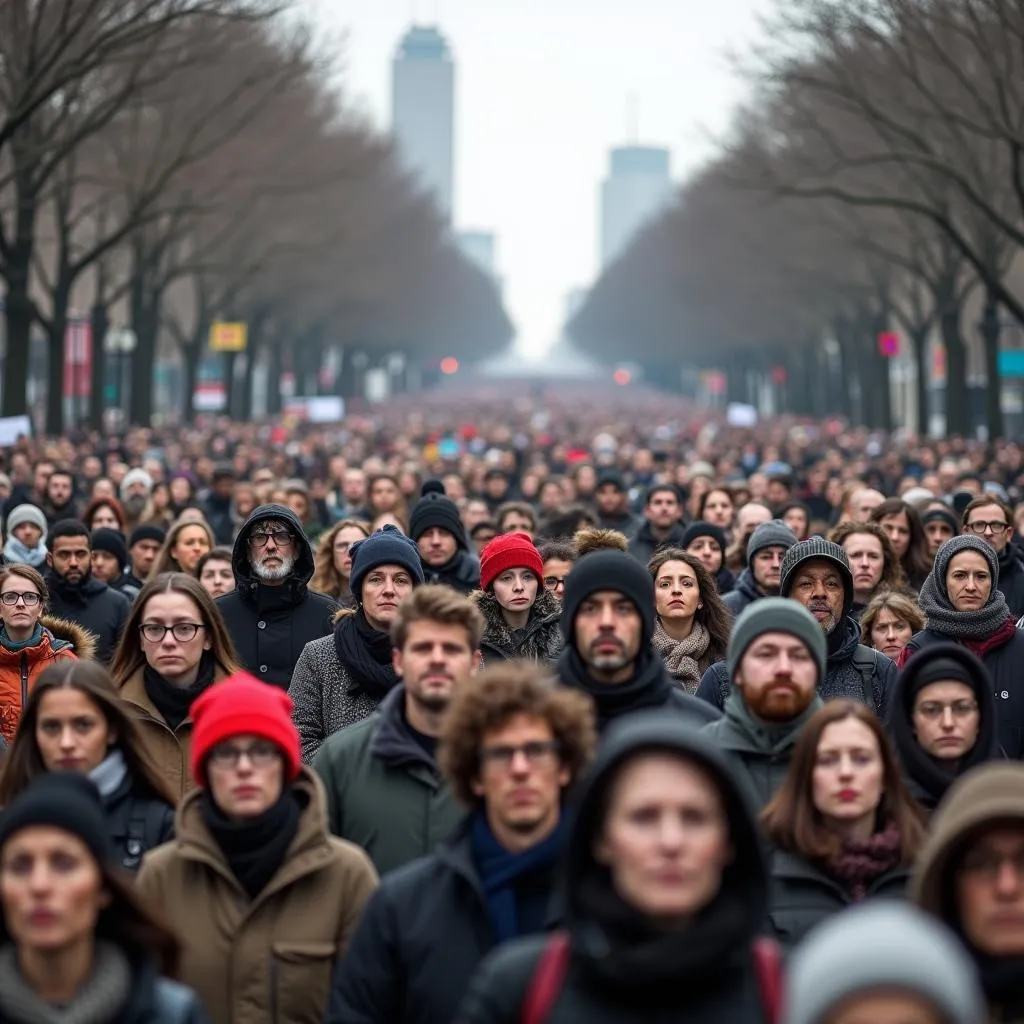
[941,707,956,728]
[554,581,565,597]
[508,749,531,774]
[994,860,1023,898]
[60,726,76,749]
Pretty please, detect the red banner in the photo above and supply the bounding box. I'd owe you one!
[63,319,92,397]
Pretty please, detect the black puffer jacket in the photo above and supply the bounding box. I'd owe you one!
[997,545,1024,619]
[626,521,687,566]
[724,569,764,616]
[97,755,175,872]
[43,569,131,664]
[216,505,337,689]
[472,589,563,664]
[425,549,481,595]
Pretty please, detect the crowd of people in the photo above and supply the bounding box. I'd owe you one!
[0,400,1022,1022]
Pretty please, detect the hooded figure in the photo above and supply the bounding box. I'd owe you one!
[890,643,1002,812]
[409,481,480,595]
[455,714,776,1024]
[680,521,736,595]
[3,503,48,568]
[725,519,798,617]
[216,504,337,689]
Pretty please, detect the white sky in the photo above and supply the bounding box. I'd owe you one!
[304,0,772,357]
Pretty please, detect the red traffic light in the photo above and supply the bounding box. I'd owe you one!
[440,357,459,375]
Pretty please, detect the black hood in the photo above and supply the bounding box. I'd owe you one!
[230,504,315,590]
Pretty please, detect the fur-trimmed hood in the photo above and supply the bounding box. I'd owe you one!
[471,587,563,664]
[39,615,99,661]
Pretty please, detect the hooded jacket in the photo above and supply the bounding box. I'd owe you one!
[43,568,130,664]
[472,588,563,665]
[454,713,774,1024]
[724,568,766,617]
[216,505,337,689]
[424,548,481,595]
[997,544,1024,620]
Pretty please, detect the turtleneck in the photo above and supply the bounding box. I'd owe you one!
[143,651,216,730]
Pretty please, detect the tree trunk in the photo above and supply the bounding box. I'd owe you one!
[181,341,202,424]
[267,341,283,415]
[87,301,109,431]
[908,325,930,436]
[44,274,73,435]
[979,287,1004,440]
[129,280,160,427]
[940,303,969,436]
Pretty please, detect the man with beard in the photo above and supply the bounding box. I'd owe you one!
[216,504,336,689]
[409,481,480,595]
[701,599,826,808]
[593,470,641,535]
[725,519,797,616]
[119,468,154,529]
[43,519,130,663]
[41,469,78,526]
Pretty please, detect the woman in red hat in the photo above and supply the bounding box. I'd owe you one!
[136,672,378,1024]
[471,533,562,664]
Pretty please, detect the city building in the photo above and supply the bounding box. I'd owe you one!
[600,145,672,267]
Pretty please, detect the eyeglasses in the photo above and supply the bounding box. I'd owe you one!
[915,700,978,720]
[543,576,567,588]
[139,622,205,643]
[961,848,1024,880]
[207,739,281,768]
[250,528,293,547]
[479,740,560,769]
[0,592,41,607]
[966,521,1009,535]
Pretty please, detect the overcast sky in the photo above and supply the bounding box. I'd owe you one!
[305,0,772,357]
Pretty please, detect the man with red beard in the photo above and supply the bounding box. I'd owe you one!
[701,599,826,809]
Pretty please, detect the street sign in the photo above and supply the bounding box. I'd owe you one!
[998,351,1024,378]
[209,321,247,352]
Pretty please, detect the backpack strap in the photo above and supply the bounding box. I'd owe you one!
[752,936,783,1024]
[852,645,878,709]
[520,932,571,1024]
[124,800,168,871]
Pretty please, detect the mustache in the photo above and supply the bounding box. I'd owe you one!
[808,600,832,611]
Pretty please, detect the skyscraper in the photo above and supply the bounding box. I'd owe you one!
[600,145,672,267]
[391,25,455,222]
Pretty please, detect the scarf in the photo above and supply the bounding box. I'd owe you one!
[0,940,131,1024]
[823,820,903,901]
[201,787,302,900]
[88,750,128,799]
[0,623,43,653]
[964,616,1017,658]
[917,563,1012,641]
[143,651,216,731]
[470,810,568,943]
[651,621,710,693]
[334,610,400,700]
[2,536,47,568]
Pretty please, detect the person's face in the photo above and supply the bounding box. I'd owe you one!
[945,550,992,611]
[0,827,108,954]
[46,474,72,506]
[766,480,790,507]
[492,568,539,613]
[542,558,573,599]
[912,681,980,760]
[418,527,458,567]
[538,484,563,512]
[472,713,569,845]
[596,754,732,921]
[737,631,818,720]
[360,565,415,629]
[172,525,211,572]
[501,512,534,536]
[32,463,53,495]
[844,534,884,597]
[812,717,884,829]
[130,539,161,577]
[396,619,479,715]
[332,526,366,578]
[12,522,43,549]
[463,500,491,529]
[964,502,1012,555]
[370,478,400,512]
[89,550,121,583]
[473,528,497,553]
[737,504,772,542]
[879,512,912,559]
[199,558,235,598]
[0,575,44,634]
[286,492,309,521]
[826,992,946,1024]
[957,826,1024,956]
[870,608,914,660]
[646,491,681,529]
[35,688,115,773]
[924,519,955,555]
[343,470,366,503]
[853,491,884,522]
[169,478,191,505]
[782,507,808,539]
[751,546,785,593]
[790,561,845,632]
[47,536,90,584]
[654,559,701,621]
[206,733,284,819]
[90,506,120,531]
[686,537,722,575]
[139,591,211,680]
[702,491,733,527]
[248,522,296,581]
[573,591,643,678]
[484,475,508,499]
[596,483,624,515]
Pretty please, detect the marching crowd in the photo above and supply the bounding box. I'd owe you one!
[0,404,1024,1022]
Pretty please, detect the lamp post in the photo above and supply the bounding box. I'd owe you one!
[104,327,137,424]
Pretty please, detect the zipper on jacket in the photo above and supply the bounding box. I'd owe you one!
[20,653,28,709]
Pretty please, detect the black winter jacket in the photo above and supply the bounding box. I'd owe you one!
[474,589,563,665]
[216,505,337,689]
[724,568,764,616]
[626,521,687,566]
[43,570,130,664]
[424,549,481,595]
[998,546,1024,620]
[203,493,235,546]
[102,768,175,873]
[118,959,209,1024]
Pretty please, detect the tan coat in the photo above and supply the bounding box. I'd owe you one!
[137,769,378,1024]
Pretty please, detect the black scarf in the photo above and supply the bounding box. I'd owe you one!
[972,950,1024,1020]
[143,651,216,731]
[201,787,303,900]
[334,610,400,700]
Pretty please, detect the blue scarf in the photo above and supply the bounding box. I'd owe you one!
[2,536,47,568]
[470,809,568,943]
[0,622,43,652]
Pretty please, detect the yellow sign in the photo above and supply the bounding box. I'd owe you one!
[209,321,247,352]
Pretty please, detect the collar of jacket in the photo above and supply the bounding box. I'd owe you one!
[370,685,440,776]
[117,662,232,729]
[719,690,825,756]
[772,847,909,896]
[474,588,561,654]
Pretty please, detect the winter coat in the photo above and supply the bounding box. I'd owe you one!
[597,511,642,536]
[472,588,563,665]
[900,627,1024,759]
[313,685,464,877]
[724,568,765,617]
[424,549,481,595]
[43,570,131,664]
[216,505,337,689]
[626,521,687,566]
[766,849,910,950]
[696,615,896,718]
[137,769,378,1024]
[204,493,236,546]
[110,571,142,603]
[97,757,176,873]
[998,545,1024,620]
[0,616,94,742]
[326,818,561,1024]
[289,634,382,764]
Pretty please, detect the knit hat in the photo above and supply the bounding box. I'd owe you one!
[679,521,727,554]
[190,672,302,785]
[409,480,467,550]
[902,486,935,506]
[747,518,798,561]
[932,533,1000,594]
[780,537,854,616]
[348,524,425,600]
[597,469,626,492]
[784,903,984,1024]
[90,528,128,571]
[727,597,827,684]
[120,468,153,499]
[950,490,975,518]
[6,503,47,537]
[0,774,113,866]
[129,523,167,548]
[480,532,544,592]
[921,506,959,536]
[560,549,655,646]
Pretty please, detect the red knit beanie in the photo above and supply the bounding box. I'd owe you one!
[479,532,544,592]
[189,672,302,785]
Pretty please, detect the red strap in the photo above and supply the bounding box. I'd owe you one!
[520,932,571,1024]
[752,936,783,1024]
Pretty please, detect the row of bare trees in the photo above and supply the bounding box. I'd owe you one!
[570,0,1024,437]
[0,0,511,432]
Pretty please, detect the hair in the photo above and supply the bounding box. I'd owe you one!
[82,496,127,533]
[0,564,49,610]
[367,473,409,522]
[148,518,215,580]
[538,504,596,540]
[828,520,907,592]
[438,662,597,810]
[860,590,926,646]
[311,519,370,599]
[574,526,628,557]
[390,584,486,651]
[48,519,90,546]
[195,546,233,577]
[698,487,734,521]
[761,700,927,862]
[646,548,733,663]
[109,573,240,687]
[869,498,934,585]
[539,540,577,565]
[496,501,537,533]
[961,493,1013,529]
[644,484,680,508]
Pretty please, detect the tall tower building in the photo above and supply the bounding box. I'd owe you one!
[391,25,455,222]
[600,146,672,267]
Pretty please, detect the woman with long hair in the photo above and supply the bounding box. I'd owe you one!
[148,519,214,580]
[861,590,925,663]
[647,549,731,693]
[110,573,239,798]
[0,661,176,871]
[311,519,370,606]
[83,496,128,534]
[698,487,736,534]
[367,473,409,525]
[139,482,175,531]
[870,498,933,590]
[762,700,927,949]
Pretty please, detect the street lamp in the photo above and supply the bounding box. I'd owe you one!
[104,327,137,416]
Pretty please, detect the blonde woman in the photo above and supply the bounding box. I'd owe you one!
[311,519,370,606]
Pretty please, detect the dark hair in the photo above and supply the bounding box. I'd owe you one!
[869,498,934,586]
[538,504,596,540]
[148,518,215,580]
[828,520,907,592]
[390,584,485,651]
[961,494,1014,529]
[196,546,233,577]
[496,501,537,533]
[645,484,680,508]
[539,540,576,564]
[48,519,91,546]
[698,487,734,521]
[82,496,127,532]
[47,469,74,485]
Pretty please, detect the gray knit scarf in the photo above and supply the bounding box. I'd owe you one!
[0,941,132,1024]
[918,534,1010,640]
[651,621,710,693]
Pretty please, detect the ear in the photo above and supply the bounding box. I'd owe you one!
[470,775,485,798]
[1008,527,1016,544]
[46,552,54,569]
[392,647,404,678]
[471,650,483,674]
[558,763,571,789]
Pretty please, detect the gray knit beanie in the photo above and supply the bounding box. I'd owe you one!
[780,537,854,616]
[6,504,48,537]
[746,519,798,562]
[120,468,153,499]
[727,598,826,684]
[932,533,1000,594]
[784,902,984,1024]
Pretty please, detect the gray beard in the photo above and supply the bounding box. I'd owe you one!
[254,555,295,582]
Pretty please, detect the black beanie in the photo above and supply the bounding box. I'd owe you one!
[921,507,959,536]
[409,480,468,551]
[560,550,655,645]
[0,774,113,866]
[129,523,167,548]
[680,521,727,553]
[91,527,128,571]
